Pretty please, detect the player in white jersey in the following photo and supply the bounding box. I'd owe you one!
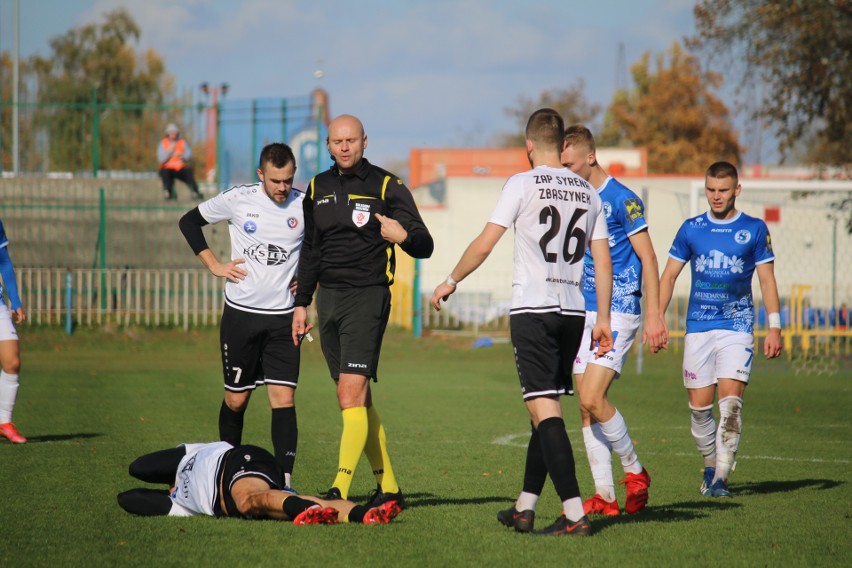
[562,125,668,516]
[117,441,402,524]
[179,143,307,489]
[0,218,26,443]
[660,161,782,498]
[431,109,613,537]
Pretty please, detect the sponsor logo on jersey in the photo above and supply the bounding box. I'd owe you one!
[735,229,751,244]
[602,201,613,218]
[695,280,729,290]
[711,228,732,233]
[624,198,644,226]
[765,232,773,254]
[244,243,290,266]
[287,217,298,229]
[684,369,698,381]
[243,220,257,234]
[690,216,707,228]
[695,250,744,274]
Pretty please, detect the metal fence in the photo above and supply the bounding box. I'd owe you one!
[0,90,331,189]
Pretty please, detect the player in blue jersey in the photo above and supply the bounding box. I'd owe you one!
[0,218,26,443]
[660,161,783,497]
[562,125,668,516]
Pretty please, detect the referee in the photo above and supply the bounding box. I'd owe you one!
[179,143,305,490]
[292,114,433,507]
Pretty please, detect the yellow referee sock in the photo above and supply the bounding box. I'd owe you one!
[364,405,399,494]
[331,406,369,499]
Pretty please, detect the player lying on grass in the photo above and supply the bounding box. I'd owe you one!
[117,441,401,525]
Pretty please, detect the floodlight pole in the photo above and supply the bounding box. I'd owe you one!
[12,0,20,175]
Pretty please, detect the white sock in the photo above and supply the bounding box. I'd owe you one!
[0,371,19,423]
[583,425,615,501]
[600,410,642,475]
[690,404,717,468]
[715,396,743,481]
[516,491,539,512]
[562,497,585,522]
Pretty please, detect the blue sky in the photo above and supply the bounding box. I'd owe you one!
[1,0,704,167]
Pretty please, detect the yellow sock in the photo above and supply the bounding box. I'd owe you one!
[332,407,369,499]
[364,405,399,494]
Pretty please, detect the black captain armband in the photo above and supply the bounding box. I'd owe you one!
[178,207,210,255]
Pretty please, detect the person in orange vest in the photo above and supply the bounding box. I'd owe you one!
[158,123,202,201]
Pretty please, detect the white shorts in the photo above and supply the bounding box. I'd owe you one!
[683,330,754,388]
[572,311,641,377]
[0,304,18,342]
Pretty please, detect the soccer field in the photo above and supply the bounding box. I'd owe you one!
[3,327,850,567]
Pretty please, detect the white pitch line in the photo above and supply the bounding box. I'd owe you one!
[492,433,851,464]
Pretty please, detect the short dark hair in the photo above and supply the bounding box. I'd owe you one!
[525,108,564,152]
[564,124,596,152]
[258,143,296,171]
[705,161,738,185]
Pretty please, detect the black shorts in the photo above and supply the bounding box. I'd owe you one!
[317,286,391,381]
[510,312,584,400]
[219,304,300,392]
[218,444,283,518]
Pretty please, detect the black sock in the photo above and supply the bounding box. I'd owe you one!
[537,416,580,501]
[117,489,173,516]
[282,495,318,519]
[271,406,297,479]
[219,400,246,446]
[348,505,368,524]
[522,423,547,496]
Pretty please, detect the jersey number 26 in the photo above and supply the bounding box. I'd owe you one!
[539,206,587,264]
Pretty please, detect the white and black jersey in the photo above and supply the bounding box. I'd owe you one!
[199,184,305,314]
[168,442,232,517]
[489,165,608,316]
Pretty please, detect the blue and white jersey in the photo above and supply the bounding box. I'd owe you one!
[582,177,647,314]
[669,211,775,334]
[0,218,22,310]
[0,219,10,304]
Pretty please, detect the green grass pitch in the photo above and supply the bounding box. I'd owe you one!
[2,326,850,567]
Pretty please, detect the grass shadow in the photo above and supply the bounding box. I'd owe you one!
[14,432,104,443]
[348,491,508,509]
[588,499,742,532]
[732,478,845,495]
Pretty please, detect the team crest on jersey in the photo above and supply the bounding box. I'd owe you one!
[352,203,371,227]
[602,202,613,218]
[243,221,257,234]
[624,199,644,226]
[287,217,298,229]
[735,230,751,244]
[244,243,289,266]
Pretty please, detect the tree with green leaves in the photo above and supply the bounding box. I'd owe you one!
[28,8,174,173]
[496,79,601,147]
[688,0,851,169]
[600,41,741,174]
